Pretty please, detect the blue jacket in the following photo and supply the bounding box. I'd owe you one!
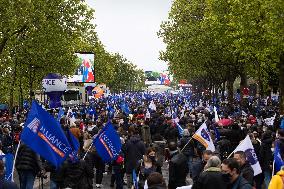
[0,175,19,189]
[232,175,252,189]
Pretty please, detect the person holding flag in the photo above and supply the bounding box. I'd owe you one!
[233,151,254,186]
[228,135,262,189]
[179,129,195,176]
[15,143,45,189]
[124,127,145,188]
[92,121,123,188]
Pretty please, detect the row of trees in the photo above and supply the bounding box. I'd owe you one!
[0,0,145,108]
[159,0,284,113]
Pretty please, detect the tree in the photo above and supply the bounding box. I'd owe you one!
[159,0,284,111]
[0,0,95,108]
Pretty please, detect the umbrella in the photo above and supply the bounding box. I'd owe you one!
[217,118,233,127]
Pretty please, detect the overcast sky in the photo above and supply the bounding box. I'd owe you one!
[86,0,172,72]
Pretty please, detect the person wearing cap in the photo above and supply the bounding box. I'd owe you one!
[268,166,284,189]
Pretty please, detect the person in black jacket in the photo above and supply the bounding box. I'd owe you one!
[221,158,252,189]
[15,143,44,189]
[179,129,195,176]
[259,131,273,188]
[192,156,227,189]
[125,127,146,188]
[0,160,19,189]
[192,150,213,183]
[168,141,189,189]
[44,162,63,189]
[234,151,254,186]
[164,121,179,143]
[59,158,94,189]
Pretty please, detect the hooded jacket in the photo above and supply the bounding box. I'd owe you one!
[125,135,146,173]
[240,161,254,186]
[192,167,227,189]
[268,170,284,189]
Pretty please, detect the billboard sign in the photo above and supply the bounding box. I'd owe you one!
[68,53,95,83]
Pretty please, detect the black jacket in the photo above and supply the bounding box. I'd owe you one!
[240,162,254,186]
[259,137,273,171]
[192,168,227,189]
[192,160,206,183]
[229,175,252,189]
[125,135,146,173]
[84,150,96,170]
[168,151,189,189]
[44,162,63,184]
[179,136,195,157]
[60,160,94,189]
[15,144,42,175]
[164,126,179,142]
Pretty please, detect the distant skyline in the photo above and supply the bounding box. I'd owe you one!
[86,0,172,72]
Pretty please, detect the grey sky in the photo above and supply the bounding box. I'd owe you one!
[86,0,172,72]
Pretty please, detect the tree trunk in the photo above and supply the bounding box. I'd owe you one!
[257,61,263,98]
[227,77,235,105]
[279,53,284,115]
[221,82,225,101]
[240,70,248,98]
[9,60,17,115]
[240,69,248,107]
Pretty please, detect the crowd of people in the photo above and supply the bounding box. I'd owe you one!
[0,91,284,189]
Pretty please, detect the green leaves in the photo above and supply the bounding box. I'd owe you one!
[159,0,283,95]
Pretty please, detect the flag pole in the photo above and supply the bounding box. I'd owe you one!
[11,140,21,182]
[180,138,193,152]
[272,160,275,177]
[83,142,93,160]
[227,136,248,159]
[227,151,235,159]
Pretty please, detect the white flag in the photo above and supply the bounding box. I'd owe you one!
[242,110,248,117]
[214,106,220,122]
[149,100,156,111]
[145,109,151,119]
[233,135,262,176]
[193,123,215,152]
[264,114,276,126]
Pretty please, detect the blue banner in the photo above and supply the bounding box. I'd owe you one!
[21,101,72,168]
[0,153,13,181]
[274,142,284,173]
[93,122,122,162]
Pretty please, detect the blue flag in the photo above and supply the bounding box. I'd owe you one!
[132,169,138,189]
[175,121,184,137]
[93,122,122,162]
[66,129,80,163]
[280,118,284,129]
[274,142,284,173]
[120,102,131,116]
[23,100,30,109]
[213,125,220,142]
[0,153,13,181]
[107,106,115,119]
[21,101,73,168]
[57,107,64,122]
[89,107,96,115]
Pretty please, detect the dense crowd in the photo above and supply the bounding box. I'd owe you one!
[0,92,284,189]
